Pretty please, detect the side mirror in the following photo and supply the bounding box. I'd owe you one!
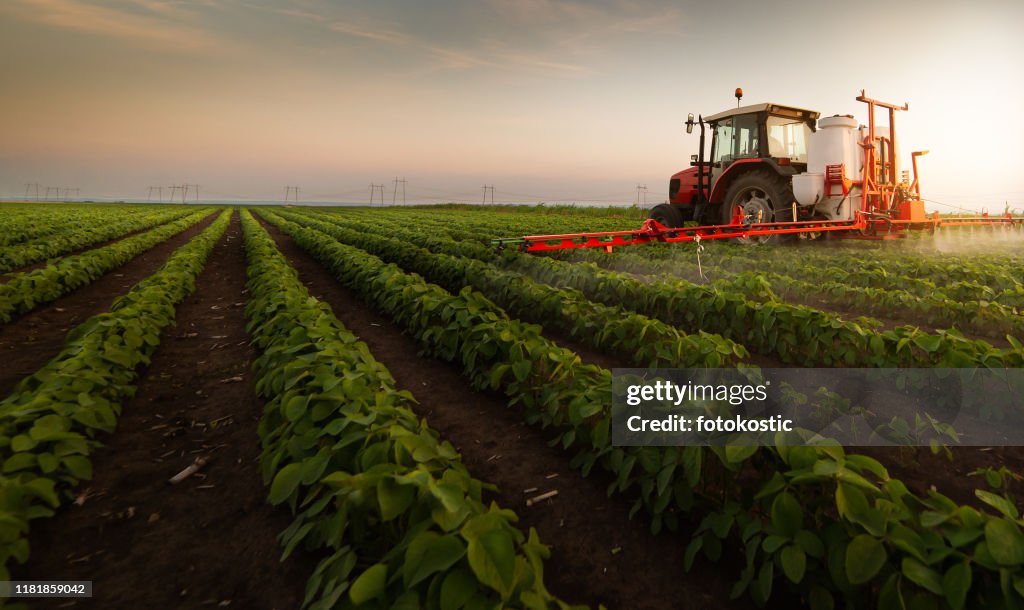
[685,113,694,134]
[691,154,698,163]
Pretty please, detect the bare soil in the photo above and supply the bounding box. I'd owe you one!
[0,212,219,399]
[257,216,754,610]
[0,213,194,281]
[16,213,312,609]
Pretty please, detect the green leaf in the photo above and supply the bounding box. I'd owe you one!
[440,569,477,610]
[756,560,773,602]
[762,535,787,554]
[511,359,531,382]
[901,557,943,595]
[284,395,309,422]
[985,518,1024,566]
[24,477,59,508]
[771,491,802,537]
[836,481,886,536]
[887,525,927,562]
[378,478,415,522]
[976,489,1019,519]
[404,532,466,589]
[913,333,943,353]
[268,462,303,505]
[4,453,36,473]
[62,455,92,480]
[846,454,889,480]
[781,545,806,583]
[10,435,35,453]
[349,563,388,604]
[754,472,785,500]
[37,453,59,474]
[724,444,757,465]
[845,534,887,585]
[808,585,834,610]
[878,573,905,610]
[466,529,516,598]
[684,536,702,571]
[942,561,971,610]
[795,530,825,558]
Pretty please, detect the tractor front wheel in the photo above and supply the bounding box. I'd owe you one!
[648,203,685,228]
[721,170,795,244]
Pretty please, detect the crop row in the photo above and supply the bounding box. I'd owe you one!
[271,209,747,368]
[262,206,1024,313]
[240,210,581,610]
[0,204,157,248]
[264,209,1024,609]
[542,247,1024,341]
[548,245,1024,313]
[0,206,201,274]
[329,208,637,241]
[0,209,214,323]
[354,207,1024,296]
[733,271,1024,340]
[290,210,1024,369]
[0,210,230,581]
[597,236,1022,294]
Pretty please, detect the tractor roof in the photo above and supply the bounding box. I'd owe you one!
[704,103,820,123]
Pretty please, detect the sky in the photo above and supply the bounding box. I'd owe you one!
[1,0,1022,210]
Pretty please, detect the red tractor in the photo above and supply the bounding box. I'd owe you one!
[652,89,819,242]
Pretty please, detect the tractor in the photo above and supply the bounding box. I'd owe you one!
[493,90,1021,253]
[652,89,818,242]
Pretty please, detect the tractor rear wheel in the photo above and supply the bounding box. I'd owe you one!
[649,203,685,228]
[721,170,796,244]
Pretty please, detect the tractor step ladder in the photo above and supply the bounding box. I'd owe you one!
[824,163,848,196]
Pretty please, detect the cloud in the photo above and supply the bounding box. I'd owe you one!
[323,0,683,75]
[3,0,225,52]
[328,17,588,73]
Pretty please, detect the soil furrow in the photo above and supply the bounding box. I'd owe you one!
[0,211,220,399]
[259,218,749,610]
[16,212,312,609]
[0,212,198,281]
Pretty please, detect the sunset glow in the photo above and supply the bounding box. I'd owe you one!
[2,0,1022,210]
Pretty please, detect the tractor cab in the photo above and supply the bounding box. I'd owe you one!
[656,102,819,230]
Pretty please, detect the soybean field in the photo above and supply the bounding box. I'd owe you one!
[2,202,1024,610]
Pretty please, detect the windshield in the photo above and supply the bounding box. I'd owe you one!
[766,116,811,162]
[711,114,759,164]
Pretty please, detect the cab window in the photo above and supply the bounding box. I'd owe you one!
[733,113,759,159]
[766,116,811,162]
[712,119,733,164]
[712,115,759,164]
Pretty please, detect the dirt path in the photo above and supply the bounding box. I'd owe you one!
[0,212,219,399]
[0,212,197,281]
[258,217,750,610]
[18,212,312,609]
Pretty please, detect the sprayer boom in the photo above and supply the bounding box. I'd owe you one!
[492,214,1022,253]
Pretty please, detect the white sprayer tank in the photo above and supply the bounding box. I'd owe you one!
[792,115,865,220]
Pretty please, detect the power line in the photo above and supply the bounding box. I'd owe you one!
[482,185,495,205]
[635,184,648,207]
[168,185,186,203]
[369,183,385,206]
[147,186,164,202]
[392,177,407,205]
[284,186,300,204]
[24,183,41,201]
